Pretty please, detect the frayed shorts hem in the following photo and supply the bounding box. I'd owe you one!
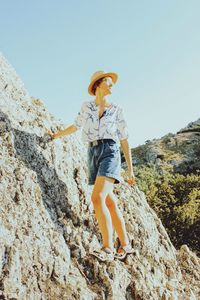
[88,173,122,185]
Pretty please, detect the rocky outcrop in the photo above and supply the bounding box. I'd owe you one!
[0,52,200,299]
[178,120,200,133]
[129,120,200,175]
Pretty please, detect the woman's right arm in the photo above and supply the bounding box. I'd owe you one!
[48,101,86,139]
[48,124,78,139]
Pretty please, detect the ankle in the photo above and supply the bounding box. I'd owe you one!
[120,239,130,248]
[103,245,114,252]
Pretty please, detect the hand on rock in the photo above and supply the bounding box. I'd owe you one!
[127,177,136,186]
[47,130,56,140]
[127,170,136,186]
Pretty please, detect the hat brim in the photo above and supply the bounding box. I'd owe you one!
[88,72,118,96]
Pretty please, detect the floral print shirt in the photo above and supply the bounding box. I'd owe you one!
[74,100,129,145]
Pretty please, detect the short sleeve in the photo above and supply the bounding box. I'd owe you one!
[116,107,129,140]
[74,102,86,129]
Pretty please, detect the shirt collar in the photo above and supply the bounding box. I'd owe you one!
[90,100,113,109]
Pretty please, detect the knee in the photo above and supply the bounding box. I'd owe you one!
[106,194,118,210]
[91,192,106,207]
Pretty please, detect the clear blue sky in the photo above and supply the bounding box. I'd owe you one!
[1,0,200,147]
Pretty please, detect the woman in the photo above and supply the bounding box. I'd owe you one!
[48,70,136,262]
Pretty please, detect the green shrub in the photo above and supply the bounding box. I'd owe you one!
[133,163,200,256]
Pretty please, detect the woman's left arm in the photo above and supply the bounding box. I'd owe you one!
[120,139,136,185]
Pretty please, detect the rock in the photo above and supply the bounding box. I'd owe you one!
[0,52,200,299]
[130,121,200,174]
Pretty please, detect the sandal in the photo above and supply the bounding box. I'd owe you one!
[90,247,114,262]
[114,240,135,260]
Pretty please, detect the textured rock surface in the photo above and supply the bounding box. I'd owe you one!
[0,52,200,299]
[129,120,200,175]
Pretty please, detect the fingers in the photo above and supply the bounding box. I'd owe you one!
[47,130,55,139]
[127,177,136,186]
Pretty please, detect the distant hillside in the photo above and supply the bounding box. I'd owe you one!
[126,118,200,174]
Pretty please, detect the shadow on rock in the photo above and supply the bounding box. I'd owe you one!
[0,110,81,231]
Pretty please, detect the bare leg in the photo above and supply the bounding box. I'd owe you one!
[91,176,115,250]
[105,191,129,247]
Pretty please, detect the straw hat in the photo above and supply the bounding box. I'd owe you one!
[88,70,118,95]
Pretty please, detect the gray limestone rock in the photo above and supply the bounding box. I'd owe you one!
[0,52,200,299]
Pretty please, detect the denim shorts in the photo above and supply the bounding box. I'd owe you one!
[87,139,122,185]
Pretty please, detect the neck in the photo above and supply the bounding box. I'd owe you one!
[94,96,109,106]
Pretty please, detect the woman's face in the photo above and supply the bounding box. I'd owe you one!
[97,76,113,96]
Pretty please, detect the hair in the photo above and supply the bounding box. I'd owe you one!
[91,77,105,95]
